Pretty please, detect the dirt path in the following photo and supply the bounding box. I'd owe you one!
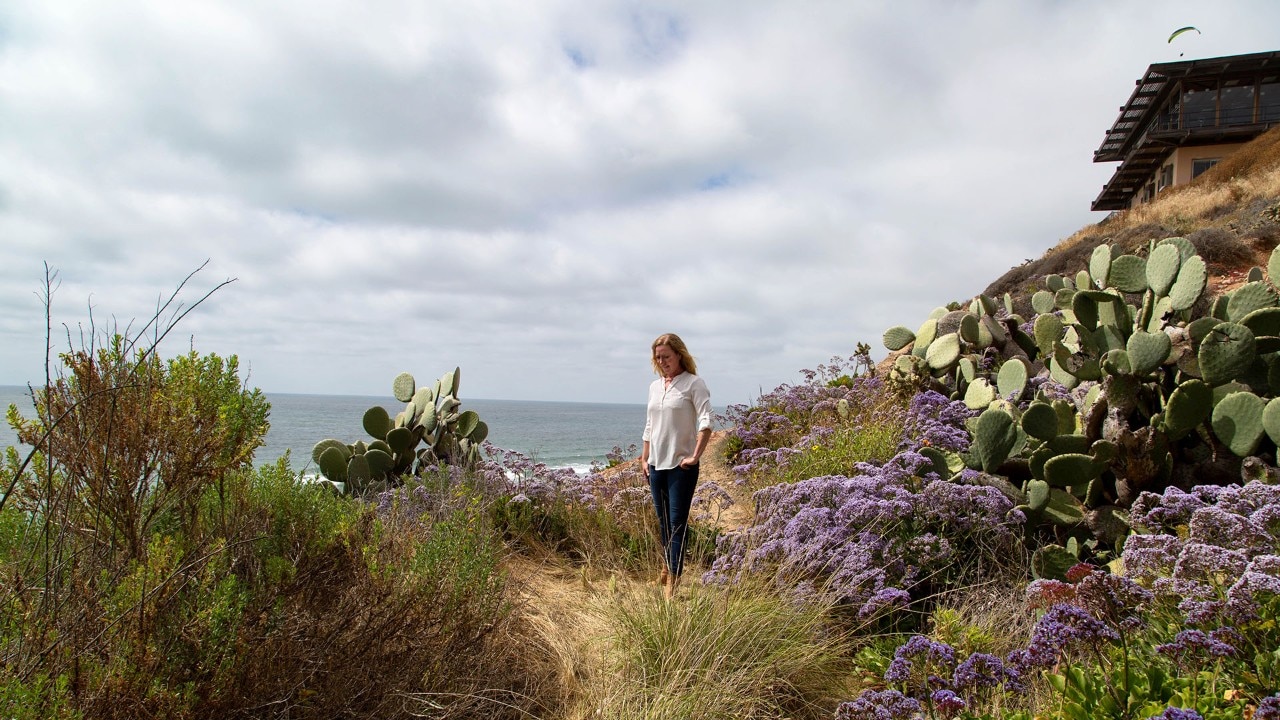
[503,428,756,718]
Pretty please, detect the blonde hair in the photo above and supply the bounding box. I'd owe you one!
[651,333,698,375]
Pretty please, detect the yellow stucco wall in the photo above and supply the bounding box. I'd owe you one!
[1130,142,1246,209]
[1168,143,1243,185]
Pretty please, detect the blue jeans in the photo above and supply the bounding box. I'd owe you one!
[648,463,699,577]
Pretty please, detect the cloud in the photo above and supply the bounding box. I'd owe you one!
[2,0,1278,406]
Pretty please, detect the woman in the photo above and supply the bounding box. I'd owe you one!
[640,333,712,599]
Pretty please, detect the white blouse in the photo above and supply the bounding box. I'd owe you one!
[643,372,712,470]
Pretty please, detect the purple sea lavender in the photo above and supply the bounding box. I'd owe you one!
[1189,505,1274,555]
[1073,569,1153,630]
[858,587,911,620]
[1027,603,1119,662]
[1130,487,1210,534]
[884,635,957,693]
[929,689,966,716]
[1225,568,1280,622]
[1257,694,1280,720]
[1145,708,1203,720]
[898,390,974,453]
[1173,541,1250,585]
[1155,627,1241,668]
[1121,533,1182,585]
[834,689,922,720]
[704,449,1021,614]
[952,652,1006,691]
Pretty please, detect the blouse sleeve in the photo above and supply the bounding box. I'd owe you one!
[691,376,712,432]
[642,381,654,441]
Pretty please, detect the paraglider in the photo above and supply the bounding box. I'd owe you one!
[1168,26,1200,56]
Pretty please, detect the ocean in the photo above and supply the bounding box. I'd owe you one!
[0,386,711,474]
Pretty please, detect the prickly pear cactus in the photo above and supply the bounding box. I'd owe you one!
[883,240,1280,558]
[313,367,489,496]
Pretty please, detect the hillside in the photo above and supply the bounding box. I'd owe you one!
[985,125,1280,314]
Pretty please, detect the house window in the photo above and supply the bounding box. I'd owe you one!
[1158,164,1174,191]
[1262,82,1280,122]
[1183,86,1216,128]
[1192,158,1220,179]
[1221,85,1255,125]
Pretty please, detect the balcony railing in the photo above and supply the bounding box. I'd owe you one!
[1154,100,1280,133]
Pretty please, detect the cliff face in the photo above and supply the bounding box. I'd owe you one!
[984,125,1280,315]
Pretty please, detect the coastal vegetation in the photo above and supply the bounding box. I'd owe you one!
[4,128,1280,719]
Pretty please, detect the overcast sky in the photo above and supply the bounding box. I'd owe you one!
[1,2,1276,406]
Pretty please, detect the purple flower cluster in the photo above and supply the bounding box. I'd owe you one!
[1155,627,1241,667]
[897,390,974,454]
[1025,602,1119,662]
[929,689,966,716]
[1122,478,1280,630]
[1073,570,1153,631]
[1146,708,1203,720]
[952,652,1007,691]
[834,689,921,720]
[1257,693,1280,720]
[703,450,1022,612]
[838,637,1020,718]
[722,357,907,482]
[884,635,956,691]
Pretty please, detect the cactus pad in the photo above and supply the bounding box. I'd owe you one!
[1157,236,1196,263]
[1241,307,1280,337]
[972,407,1018,472]
[996,358,1029,402]
[1145,243,1181,297]
[317,445,349,483]
[392,372,416,403]
[1021,402,1059,441]
[912,319,938,358]
[1212,390,1267,457]
[312,438,349,465]
[1032,543,1079,581]
[959,313,981,344]
[883,325,916,351]
[1043,453,1099,492]
[362,406,392,441]
[1109,254,1149,293]
[926,332,962,371]
[964,378,997,410]
[1126,330,1172,377]
[1263,397,1280,447]
[1042,489,1086,528]
[1027,478,1050,512]
[1089,244,1112,289]
[1198,322,1256,386]
[1227,282,1279,322]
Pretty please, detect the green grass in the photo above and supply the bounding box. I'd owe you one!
[776,421,904,485]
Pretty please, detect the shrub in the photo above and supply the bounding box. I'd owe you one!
[836,476,1280,720]
[725,355,910,487]
[704,450,1024,627]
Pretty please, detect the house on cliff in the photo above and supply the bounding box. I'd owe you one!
[1092,50,1280,211]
